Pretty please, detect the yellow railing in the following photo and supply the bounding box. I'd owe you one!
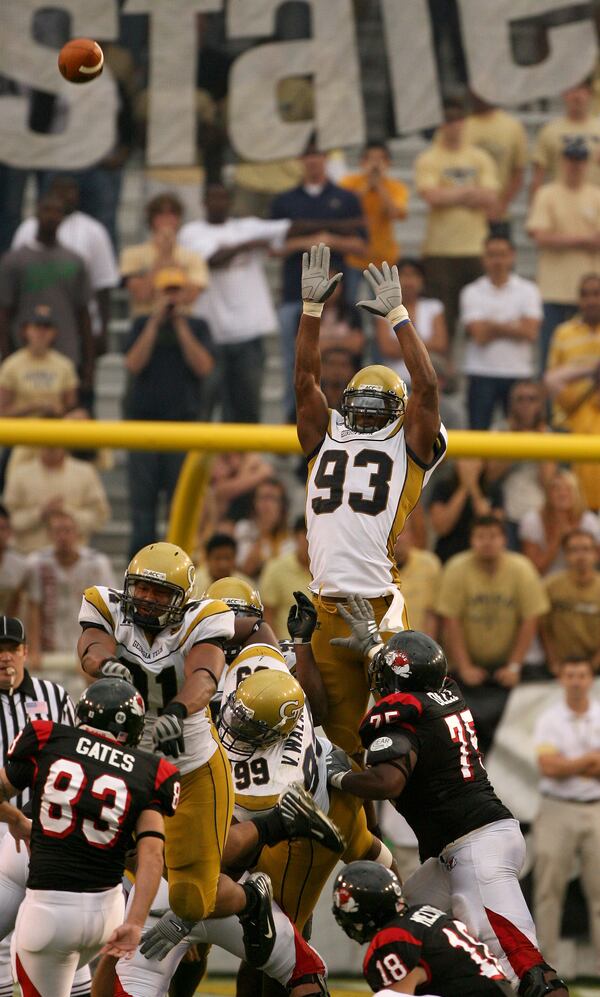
[2,419,599,552]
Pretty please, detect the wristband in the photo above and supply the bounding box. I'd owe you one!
[388,304,409,326]
[293,637,311,645]
[302,301,324,318]
[163,701,188,721]
[506,662,521,673]
[366,641,384,662]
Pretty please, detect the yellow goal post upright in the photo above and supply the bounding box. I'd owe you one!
[0,418,597,554]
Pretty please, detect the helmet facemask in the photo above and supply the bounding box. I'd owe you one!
[342,387,404,433]
[122,575,187,631]
[217,691,283,760]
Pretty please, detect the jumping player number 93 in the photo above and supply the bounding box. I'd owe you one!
[295,245,447,754]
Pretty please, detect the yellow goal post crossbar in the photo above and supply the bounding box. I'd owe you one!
[1,418,598,551]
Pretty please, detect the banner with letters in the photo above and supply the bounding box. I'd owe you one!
[1,0,599,169]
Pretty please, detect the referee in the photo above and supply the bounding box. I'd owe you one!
[0,615,89,997]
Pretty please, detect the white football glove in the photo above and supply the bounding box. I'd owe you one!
[357,261,409,326]
[301,243,343,316]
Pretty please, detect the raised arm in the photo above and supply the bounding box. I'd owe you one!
[357,263,440,463]
[294,244,343,456]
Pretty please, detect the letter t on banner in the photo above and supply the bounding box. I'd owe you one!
[458,0,598,105]
[227,0,364,161]
[124,0,222,167]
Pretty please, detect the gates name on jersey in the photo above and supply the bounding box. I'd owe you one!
[79,586,235,775]
[364,906,511,997]
[5,720,179,892]
[360,679,512,860]
[221,643,329,818]
[306,410,447,597]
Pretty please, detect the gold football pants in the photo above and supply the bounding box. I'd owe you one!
[311,593,408,756]
[165,740,234,922]
[256,786,374,932]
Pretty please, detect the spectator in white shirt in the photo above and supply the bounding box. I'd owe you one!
[11,175,119,356]
[179,183,290,423]
[460,235,542,429]
[533,657,600,973]
[26,509,114,668]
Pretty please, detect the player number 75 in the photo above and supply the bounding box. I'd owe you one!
[444,709,483,781]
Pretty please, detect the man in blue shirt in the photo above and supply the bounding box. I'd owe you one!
[271,139,366,417]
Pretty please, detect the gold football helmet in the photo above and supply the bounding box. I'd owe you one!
[342,364,407,433]
[218,669,305,759]
[122,542,195,631]
[204,577,263,619]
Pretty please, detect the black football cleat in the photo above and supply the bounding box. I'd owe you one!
[277,782,346,853]
[239,872,276,968]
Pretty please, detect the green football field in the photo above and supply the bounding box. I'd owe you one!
[194,979,600,996]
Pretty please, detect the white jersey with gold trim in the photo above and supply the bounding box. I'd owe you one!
[220,643,330,819]
[78,586,235,775]
[306,409,447,597]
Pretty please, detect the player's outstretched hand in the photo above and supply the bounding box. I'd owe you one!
[331,595,382,657]
[101,659,134,684]
[357,261,404,320]
[152,709,185,758]
[287,591,317,643]
[302,243,343,305]
[101,922,142,959]
[140,909,194,961]
[326,746,353,790]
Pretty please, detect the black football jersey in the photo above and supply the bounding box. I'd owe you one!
[364,907,513,997]
[359,679,512,860]
[5,720,180,892]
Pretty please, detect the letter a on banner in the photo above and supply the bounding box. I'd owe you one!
[458,0,598,105]
[0,0,118,169]
[228,0,364,161]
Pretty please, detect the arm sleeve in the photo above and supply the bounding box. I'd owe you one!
[477,149,500,190]
[69,467,110,536]
[87,226,119,290]
[180,601,236,656]
[522,281,543,320]
[460,284,485,325]
[531,124,551,168]
[78,586,117,634]
[5,720,52,789]
[360,694,423,749]
[0,357,16,390]
[148,757,180,816]
[533,709,561,754]
[414,151,439,192]
[120,245,145,278]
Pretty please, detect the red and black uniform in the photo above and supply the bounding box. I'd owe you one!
[359,678,512,861]
[6,720,179,891]
[364,906,513,997]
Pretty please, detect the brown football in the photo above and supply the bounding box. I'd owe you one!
[58,38,104,84]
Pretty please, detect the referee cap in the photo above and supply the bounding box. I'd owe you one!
[0,617,26,645]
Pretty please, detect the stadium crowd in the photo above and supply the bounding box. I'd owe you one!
[2,32,600,992]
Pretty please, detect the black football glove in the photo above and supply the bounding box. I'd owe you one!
[287,591,317,643]
[152,703,187,758]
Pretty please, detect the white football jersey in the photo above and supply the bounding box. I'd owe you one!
[306,410,447,596]
[79,586,235,775]
[220,643,330,819]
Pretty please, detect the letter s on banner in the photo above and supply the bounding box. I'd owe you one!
[0,0,118,170]
[459,0,598,106]
[227,0,364,161]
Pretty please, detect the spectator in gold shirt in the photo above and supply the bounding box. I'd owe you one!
[530,79,600,198]
[436,515,549,751]
[464,95,528,238]
[414,98,499,340]
[0,305,79,418]
[541,528,600,675]
[394,521,441,637]
[545,274,600,510]
[259,516,311,639]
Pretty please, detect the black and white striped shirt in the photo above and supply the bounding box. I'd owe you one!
[0,670,75,810]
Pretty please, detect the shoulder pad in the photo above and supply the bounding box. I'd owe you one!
[365,730,413,767]
[359,692,423,748]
